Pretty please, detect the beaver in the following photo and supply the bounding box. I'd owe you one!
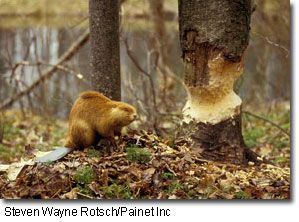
[64,91,137,149]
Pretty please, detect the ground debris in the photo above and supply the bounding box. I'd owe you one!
[0,131,290,199]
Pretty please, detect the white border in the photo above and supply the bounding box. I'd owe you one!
[0,1,297,221]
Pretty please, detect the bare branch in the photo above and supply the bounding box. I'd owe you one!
[123,38,159,113]
[243,110,290,137]
[0,29,90,110]
[9,61,86,80]
[252,32,289,58]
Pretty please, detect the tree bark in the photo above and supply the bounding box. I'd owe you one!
[89,0,121,100]
[178,0,255,165]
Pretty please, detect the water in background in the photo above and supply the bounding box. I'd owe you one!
[0,0,291,119]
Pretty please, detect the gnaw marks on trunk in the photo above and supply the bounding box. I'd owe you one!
[178,0,258,164]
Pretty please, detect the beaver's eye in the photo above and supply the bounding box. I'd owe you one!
[123,108,130,112]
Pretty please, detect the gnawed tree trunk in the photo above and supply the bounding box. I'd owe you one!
[178,0,256,164]
[89,0,121,100]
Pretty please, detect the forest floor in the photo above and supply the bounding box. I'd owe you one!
[0,104,291,199]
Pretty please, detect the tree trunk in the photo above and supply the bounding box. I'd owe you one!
[178,0,256,165]
[89,0,121,100]
[149,0,176,113]
[149,0,169,66]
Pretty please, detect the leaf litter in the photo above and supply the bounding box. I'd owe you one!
[0,130,290,199]
[0,108,290,199]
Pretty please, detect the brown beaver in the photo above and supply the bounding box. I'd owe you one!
[64,91,137,149]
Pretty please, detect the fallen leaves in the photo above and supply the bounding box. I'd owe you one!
[0,131,290,199]
[0,159,35,181]
[0,110,68,163]
[0,107,290,199]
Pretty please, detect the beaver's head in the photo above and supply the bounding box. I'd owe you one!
[112,102,138,126]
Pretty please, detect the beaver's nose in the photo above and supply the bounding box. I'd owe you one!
[133,114,138,119]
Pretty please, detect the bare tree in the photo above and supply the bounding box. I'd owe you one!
[89,0,121,100]
[149,0,169,66]
[178,0,256,164]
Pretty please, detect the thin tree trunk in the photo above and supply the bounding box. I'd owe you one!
[0,30,89,110]
[89,0,121,100]
[149,0,176,113]
[149,0,169,66]
[178,0,256,164]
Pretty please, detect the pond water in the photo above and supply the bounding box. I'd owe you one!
[0,10,291,119]
[0,26,186,118]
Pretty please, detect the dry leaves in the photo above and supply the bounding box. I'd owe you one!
[0,131,290,199]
